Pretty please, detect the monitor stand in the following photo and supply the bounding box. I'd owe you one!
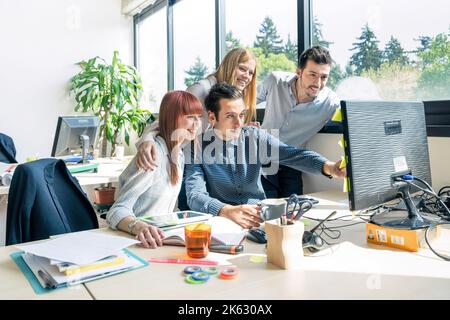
[79,134,90,164]
[370,182,438,229]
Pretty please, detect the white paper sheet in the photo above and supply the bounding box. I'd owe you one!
[17,232,139,265]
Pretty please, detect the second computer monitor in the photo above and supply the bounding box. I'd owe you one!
[342,100,432,214]
[51,116,99,160]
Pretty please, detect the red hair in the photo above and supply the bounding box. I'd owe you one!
[158,90,203,185]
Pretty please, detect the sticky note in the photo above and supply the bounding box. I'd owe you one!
[249,255,266,263]
[338,137,347,149]
[343,177,350,193]
[331,107,343,122]
[339,156,347,169]
[299,219,311,226]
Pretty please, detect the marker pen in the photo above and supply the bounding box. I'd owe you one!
[209,245,243,255]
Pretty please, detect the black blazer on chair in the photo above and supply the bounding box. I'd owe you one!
[6,159,99,245]
[0,133,17,163]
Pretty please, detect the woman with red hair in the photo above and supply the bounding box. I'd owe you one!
[106,91,203,248]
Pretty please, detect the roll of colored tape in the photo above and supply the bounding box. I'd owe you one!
[191,271,210,282]
[184,266,202,275]
[185,274,207,284]
[203,266,219,275]
[219,266,239,280]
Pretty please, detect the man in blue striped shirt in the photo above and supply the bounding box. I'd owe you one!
[185,83,345,228]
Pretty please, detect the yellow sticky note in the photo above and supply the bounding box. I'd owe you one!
[249,255,266,263]
[339,156,347,169]
[331,107,343,122]
[343,177,350,193]
[338,137,347,149]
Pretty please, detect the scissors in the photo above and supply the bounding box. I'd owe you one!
[286,194,314,221]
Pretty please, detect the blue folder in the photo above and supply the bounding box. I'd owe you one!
[10,249,149,294]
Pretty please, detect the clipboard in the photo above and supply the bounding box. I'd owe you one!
[10,249,148,294]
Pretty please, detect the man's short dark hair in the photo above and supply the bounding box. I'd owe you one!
[204,82,243,120]
[298,46,333,69]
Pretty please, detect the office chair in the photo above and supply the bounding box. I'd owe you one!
[0,133,18,164]
[6,159,99,245]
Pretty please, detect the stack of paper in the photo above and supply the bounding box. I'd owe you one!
[15,232,144,289]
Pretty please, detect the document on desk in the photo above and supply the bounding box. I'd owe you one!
[16,232,139,265]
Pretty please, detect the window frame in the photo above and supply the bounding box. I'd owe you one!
[133,0,450,137]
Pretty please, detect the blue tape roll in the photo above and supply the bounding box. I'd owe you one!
[184,266,202,275]
[185,274,207,284]
[191,271,210,282]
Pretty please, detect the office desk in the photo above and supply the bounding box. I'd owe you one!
[83,191,450,300]
[0,244,92,300]
[2,191,450,300]
[0,186,8,196]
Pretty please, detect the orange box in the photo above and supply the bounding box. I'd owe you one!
[365,222,439,252]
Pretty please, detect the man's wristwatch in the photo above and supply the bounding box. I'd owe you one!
[127,219,139,235]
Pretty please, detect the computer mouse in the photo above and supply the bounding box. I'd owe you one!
[246,228,267,244]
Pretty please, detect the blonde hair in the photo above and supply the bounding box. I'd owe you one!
[214,48,257,124]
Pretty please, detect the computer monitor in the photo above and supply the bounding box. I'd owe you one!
[342,100,439,229]
[51,116,99,163]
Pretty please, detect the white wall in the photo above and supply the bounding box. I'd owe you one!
[0,0,133,162]
[304,133,450,194]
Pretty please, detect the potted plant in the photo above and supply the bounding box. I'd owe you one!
[94,183,116,204]
[94,182,116,217]
[70,51,152,157]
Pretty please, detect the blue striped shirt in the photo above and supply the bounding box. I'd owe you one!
[185,126,328,215]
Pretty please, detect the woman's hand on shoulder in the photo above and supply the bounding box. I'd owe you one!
[136,141,159,171]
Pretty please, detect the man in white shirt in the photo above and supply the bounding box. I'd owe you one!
[257,46,340,198]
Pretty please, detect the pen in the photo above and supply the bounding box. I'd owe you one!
[210,245,243,255]
[281,211,287,225]
[148,258,218,265]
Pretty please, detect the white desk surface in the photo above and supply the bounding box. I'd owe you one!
[0,243,92,300]
[83,191,450,300]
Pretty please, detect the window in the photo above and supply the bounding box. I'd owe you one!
[135,4,167,113]
[312,0,450,101]
[225,0,298,84]
[173,0,215,90]
[133,0,450,135]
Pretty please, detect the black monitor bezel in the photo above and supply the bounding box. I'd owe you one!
[51,116,99,157]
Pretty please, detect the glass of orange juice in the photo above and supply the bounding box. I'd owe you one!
[184,223,211,258]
